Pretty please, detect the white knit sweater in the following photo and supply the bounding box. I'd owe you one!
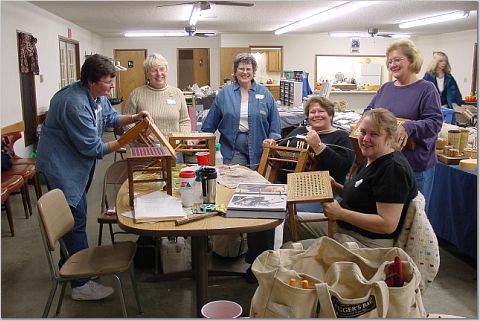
[123,85,191,136]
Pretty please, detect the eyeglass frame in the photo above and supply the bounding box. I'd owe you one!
[387,57,407,66]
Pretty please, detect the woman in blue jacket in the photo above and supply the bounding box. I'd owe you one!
[201,53,281,169]
[423,51,463,109]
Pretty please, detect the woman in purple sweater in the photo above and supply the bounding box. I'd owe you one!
[365,39,443,209]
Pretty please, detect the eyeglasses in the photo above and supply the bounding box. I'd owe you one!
[98,79,115,86]
[237,67,253,73]
[149,66,167,74]
[387,57,407,65]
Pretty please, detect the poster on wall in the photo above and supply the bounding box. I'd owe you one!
[351,38,360,53]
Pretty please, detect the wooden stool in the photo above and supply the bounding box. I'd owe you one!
[286,171,334,241]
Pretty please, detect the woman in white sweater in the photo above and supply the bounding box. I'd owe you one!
[124,53,191,136]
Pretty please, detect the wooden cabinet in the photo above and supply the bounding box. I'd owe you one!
[267,50,282,72]
[266,85,280,101]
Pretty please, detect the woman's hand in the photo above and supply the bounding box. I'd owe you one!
[132,110,151,123]
[321,200,344,220]
[305,129,326,154]
[262,138,276,147]
[396,125,409,149]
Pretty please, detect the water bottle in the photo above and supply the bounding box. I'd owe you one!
[215,143,223,166]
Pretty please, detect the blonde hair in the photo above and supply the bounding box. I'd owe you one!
[143,53,168,72]
[427,51,452,74]
[386,39,423,74]
[362,108,398,149]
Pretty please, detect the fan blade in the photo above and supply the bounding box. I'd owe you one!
[195,32,216,37]
[377,34,392,38]
[210,1,254,6]
[156,2,195,8]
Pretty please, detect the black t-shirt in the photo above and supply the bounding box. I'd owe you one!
[277,126,355,184]
[337,151,418,239]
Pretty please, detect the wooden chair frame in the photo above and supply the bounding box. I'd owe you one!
[257,145,316,183]
[286,171,334,241]
[118,119,176,207]
[168,132,216,166]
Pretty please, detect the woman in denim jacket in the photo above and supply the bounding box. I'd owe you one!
[423,51,464,110]
[201,53,281,169]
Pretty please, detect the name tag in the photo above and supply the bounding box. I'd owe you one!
[354,179,363,187]
[166,99,176,105]
[255,94,264,99]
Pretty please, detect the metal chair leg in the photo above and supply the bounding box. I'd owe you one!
[3,198,15,236]
[55,282,68,316]
[98,223,104,246]
[112,274,127,318]
[43,280,59,318]
[109,223,115,244]
[129,266,143,314]
[22,183,32,218]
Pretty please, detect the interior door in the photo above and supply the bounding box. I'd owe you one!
[193,48,210,87]
[114,49,147,113]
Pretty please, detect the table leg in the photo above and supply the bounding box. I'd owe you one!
[191,235,208,317]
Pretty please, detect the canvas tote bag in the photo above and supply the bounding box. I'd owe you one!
[249,237,426,318]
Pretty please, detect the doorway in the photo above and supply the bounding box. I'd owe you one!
[114,49,147,113]
[177,48,210,90]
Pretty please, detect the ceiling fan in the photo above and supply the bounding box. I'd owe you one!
[184,25,216,37]
[367,28,393,38]
[156,1,254,9]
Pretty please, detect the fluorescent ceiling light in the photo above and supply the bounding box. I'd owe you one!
[189,3,201,26]
[329,32,410,38]
[399,10,469,29]
[124,32,189,37]
[274,1,375,35]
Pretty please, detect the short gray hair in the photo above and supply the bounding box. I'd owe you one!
[143,53,168,72]
[233,53,257,82]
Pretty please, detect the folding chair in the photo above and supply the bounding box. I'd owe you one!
[37,189,142,317]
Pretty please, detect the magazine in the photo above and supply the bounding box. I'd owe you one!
[226,183,287,219]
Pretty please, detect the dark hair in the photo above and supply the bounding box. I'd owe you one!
[80,54,116,86]
[304,96,335,120]
[233,53,257,82]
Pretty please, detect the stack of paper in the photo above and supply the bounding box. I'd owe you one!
[133,191,186,223]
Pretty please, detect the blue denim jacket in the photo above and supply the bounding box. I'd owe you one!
[201,81,281,168]
[37,81,120,207]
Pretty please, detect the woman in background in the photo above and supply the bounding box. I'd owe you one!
[201,52,281,169]
[423,51,463,110]
[124,53,191,136]
[365,39,442,210]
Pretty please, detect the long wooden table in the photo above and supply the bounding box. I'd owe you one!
[116,167,281,317]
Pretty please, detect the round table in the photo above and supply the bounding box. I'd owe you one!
[116,169,281,317]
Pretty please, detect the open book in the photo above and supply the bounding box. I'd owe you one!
[133,191,186,223]
[226,183,287,219]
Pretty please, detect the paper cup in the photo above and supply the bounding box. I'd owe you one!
[201,300,242,318]
[196,152,210,166]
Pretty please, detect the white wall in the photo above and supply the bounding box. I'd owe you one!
[1,1,104,155]
[415,29,477,97]
[102,36,221,89]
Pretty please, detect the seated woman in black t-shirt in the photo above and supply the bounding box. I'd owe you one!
[286,108,418,249]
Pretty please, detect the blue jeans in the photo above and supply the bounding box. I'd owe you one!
[44,165,95,288]
[230,132,253,169]
[414,166,435,213]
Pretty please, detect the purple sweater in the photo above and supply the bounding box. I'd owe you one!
[365,79,443,172]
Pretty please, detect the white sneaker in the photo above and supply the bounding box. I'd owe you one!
[71,280,114,301]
